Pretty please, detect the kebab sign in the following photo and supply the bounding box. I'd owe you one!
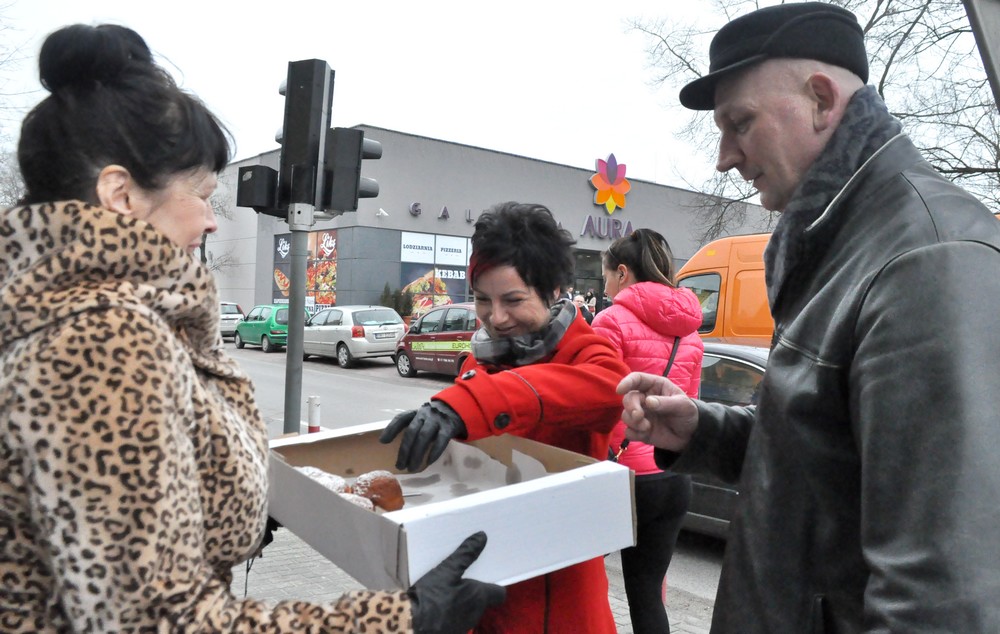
[399,232,469,316]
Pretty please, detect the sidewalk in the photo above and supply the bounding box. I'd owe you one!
[230,528,714,633]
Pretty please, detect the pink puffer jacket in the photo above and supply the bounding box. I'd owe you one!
[591,281,704,475]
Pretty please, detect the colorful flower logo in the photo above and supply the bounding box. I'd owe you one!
[590,153,631,214]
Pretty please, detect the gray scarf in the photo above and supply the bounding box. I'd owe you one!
[470,299,577,367]
[763,85,903,313]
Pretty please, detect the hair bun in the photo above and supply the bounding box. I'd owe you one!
[39,24,153,92]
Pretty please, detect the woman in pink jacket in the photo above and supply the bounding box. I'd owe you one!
[591,228,704,634]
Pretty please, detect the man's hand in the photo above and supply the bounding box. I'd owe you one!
[617,372,699,452]
[379,401,467,472]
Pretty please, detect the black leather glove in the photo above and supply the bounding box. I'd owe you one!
[408,531,506,634]
[255,516,282,557]
[379,401,467,472]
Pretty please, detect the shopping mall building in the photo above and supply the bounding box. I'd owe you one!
[207,124,767,315]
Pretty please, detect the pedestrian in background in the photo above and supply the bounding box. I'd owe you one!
[618,3,1000,631]
[591,228,703,634]
[573,293,595,324]
[381,201,631,634]
[0,22,502,633]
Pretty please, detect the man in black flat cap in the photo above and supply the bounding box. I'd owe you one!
[618,3,1000,632]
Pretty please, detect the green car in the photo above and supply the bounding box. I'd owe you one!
[234,304,307,353]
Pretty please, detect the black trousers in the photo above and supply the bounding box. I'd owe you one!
[619,473,692,634]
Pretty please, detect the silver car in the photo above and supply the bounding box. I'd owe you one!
[682,340,769,540]
[303,305,406,368]
[219,301,245,338]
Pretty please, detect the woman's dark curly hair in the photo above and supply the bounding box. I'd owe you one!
[469,202,576,304]
[17,24,231,205]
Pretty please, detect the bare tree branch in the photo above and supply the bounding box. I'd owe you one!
[630,0,1000,239]
[206,247,240,273]
[0,146,23,207]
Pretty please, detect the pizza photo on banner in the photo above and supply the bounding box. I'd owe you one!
[307,229,338,308]
[272,233,292,303]
[399,232,469,317]
[400,263,451,317]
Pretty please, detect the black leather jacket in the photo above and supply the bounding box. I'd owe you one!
[663,135,1000,632]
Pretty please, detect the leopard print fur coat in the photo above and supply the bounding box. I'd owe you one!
[0,201,413,632]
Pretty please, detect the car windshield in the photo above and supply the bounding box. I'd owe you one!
[355,309,402,326]
[221,304,241,315]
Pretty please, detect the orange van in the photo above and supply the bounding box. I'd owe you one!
[680,215,1000,343]
[677,233,773,344]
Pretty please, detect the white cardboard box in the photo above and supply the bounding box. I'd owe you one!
[268,420,636,590]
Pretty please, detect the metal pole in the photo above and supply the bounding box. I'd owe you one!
[282,202,313,434]
[964,0,1000,112]
[307,395,321,433]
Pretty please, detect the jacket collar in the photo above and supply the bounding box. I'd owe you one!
[763,87,904,317]
[0,200,243,378]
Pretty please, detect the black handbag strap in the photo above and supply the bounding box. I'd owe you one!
[615,335,682,459]
[661,335,682,378]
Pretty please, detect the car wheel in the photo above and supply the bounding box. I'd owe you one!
[337,343,355,368]
[455,354,470,376]
[396,351,417,377]
[234,332,245,349]
[261,335,274,353]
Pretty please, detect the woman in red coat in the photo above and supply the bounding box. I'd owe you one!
[591,228,703,634]
[381,202,631,633]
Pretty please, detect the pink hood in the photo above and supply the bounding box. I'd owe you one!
[591,281,704,474]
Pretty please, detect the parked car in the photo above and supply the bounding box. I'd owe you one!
[395,302,480,377]
[219,301,244,339]
[681,339,769,540]
[234,304,306,353]
[303,305,406,368]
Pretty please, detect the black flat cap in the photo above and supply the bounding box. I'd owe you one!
[679,2,868,110]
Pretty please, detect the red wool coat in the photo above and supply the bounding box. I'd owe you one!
[433,313,630,634]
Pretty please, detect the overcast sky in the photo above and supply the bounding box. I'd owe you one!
[2,1,729,188]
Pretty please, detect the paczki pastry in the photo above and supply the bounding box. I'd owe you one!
[295,465,349,494]
[337,492,375,511]
[352,470,405,511]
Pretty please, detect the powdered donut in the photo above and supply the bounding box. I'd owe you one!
[352,470,404,511]
[337,492,375,511]
[295,465,350,494]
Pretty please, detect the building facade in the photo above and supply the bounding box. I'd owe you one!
[207,125,767,316]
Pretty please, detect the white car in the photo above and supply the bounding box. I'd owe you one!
[219,301,245,338]
[303,305,406,368]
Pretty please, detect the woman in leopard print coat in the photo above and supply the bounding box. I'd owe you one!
[0,23,500,633]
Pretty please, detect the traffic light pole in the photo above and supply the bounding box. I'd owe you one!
[236,59,381,436]
[282,202,316,434]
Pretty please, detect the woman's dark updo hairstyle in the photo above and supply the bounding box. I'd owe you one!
[603,228,677,287]
[17,24,231,205]
[469,202,576,305]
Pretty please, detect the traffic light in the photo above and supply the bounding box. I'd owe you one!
[236,164,279,214]
[323,127,382,212]
[236,59,334,218]
[278,59,335,210]
[235,60,380,218]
